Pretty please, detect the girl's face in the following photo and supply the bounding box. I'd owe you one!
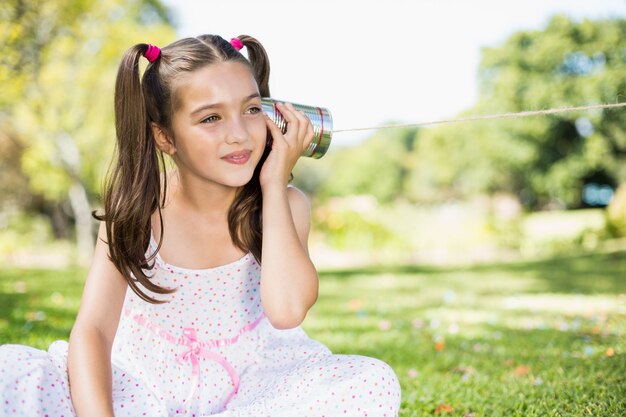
[164,61,267,189]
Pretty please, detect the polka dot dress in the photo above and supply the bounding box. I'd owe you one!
[0,237,401,416]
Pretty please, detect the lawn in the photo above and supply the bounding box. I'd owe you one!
[1,249,625,416]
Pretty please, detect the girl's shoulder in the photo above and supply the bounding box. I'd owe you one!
[286,185,312,231]
[286,184,308,198]
[286,185,311,211]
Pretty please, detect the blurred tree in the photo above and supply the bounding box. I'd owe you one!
[313,17,625,209]
[0,0,174,262]
[405,16,626,209]
[300,128,416,203]
[480,16,626,209]
[405,113,536,204]
[0,116,30,210]
[607,183,626,237]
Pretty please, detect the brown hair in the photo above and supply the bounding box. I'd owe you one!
[94,35,271,303]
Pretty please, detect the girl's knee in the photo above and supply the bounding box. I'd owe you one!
[355,356,402,413]
[357,355,399,382]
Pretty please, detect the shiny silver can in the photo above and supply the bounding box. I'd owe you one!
[261,98,333,159]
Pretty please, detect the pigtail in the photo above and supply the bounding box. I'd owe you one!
[95,44,174,303]
[236,35,271,97]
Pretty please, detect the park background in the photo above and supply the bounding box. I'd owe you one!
[1,0,625,415]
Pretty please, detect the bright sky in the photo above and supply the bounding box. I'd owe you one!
[162,0,625,145]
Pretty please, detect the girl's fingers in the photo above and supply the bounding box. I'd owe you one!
[278,103,308,146]
[269,102,315,155]
[304,117,315,151]
[279,102,313,148]
[293,108,314,151]
[276,102,300,137]
[298,112,316,153]
[263,113,287,147]
[293,109,310,140]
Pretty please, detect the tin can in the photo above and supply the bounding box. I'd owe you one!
[261,98,333,159]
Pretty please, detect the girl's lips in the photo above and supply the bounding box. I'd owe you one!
[221,150,251,165]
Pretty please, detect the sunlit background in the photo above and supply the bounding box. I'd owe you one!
[1,0,625,267]
[163,0,626,145]
[1,2,625,415]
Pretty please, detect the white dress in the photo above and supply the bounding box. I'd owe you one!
[0,237,401,416]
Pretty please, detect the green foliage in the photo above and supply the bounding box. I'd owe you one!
[3,250,625,415]
[313,196,408,253]
[294,128,416,203]
[0,0,171,109]
[318,16,626,209]
[0,212,56,254]
[519,208,608,256]
[473,16,626,208]
[425,15,626,208]
[607,184,626,237]
[310,195,610,263]
[0,0,176,238]
[405,120,536,202]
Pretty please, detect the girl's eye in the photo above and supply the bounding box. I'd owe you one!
[247,106,262,114]
[201,115,220,123]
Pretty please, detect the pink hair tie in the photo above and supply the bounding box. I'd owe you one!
[230,37,244,51]
[144,44,161,62]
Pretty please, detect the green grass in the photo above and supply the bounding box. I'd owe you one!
[1,250,625,416]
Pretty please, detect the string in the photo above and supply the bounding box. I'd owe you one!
[332,102,626,133]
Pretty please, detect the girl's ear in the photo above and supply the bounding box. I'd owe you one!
[152,123,176,155]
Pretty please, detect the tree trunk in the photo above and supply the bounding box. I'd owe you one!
[69,181,94,266]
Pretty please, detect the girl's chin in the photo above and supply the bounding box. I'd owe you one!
[222,172,256,188]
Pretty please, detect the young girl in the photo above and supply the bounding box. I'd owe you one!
[0,34,401,417]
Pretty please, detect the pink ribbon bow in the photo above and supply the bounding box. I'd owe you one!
[177,328,241,410]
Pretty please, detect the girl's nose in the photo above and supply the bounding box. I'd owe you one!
[225,117,249,144]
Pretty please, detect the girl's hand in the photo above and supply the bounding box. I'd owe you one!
[260,102,315,191]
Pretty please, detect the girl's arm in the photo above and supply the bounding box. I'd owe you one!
[67,222,128,417]
[261,185,318,329]
[260,102,319,329]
